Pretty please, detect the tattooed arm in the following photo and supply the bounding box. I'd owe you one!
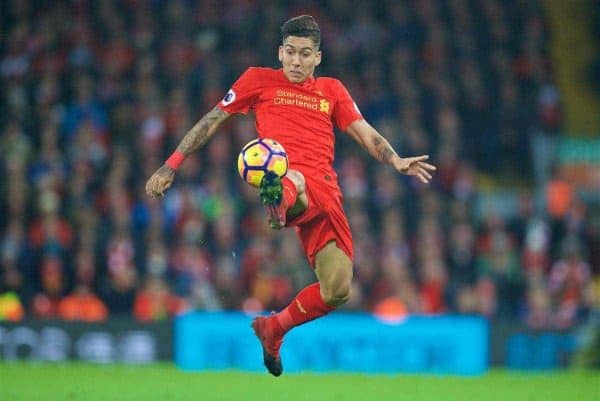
[345,119,436,184]
[175,106,231,156]
[145,106,231,197]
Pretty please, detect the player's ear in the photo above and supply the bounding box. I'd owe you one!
[315,51,322,66]
[278,46,283,62]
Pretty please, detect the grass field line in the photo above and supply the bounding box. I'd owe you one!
[0,362,598,401]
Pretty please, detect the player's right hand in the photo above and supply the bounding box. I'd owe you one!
[394,155,436,184]
[145,165,175,197]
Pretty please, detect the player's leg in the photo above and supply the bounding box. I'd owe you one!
[260,169,308,229]
[313,241,353,306]
[253,181,351,376]
[251,241,352,376]
[273,241,352,330]
[285,170,309,219]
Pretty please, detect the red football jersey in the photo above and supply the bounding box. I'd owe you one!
[217,67,363,182]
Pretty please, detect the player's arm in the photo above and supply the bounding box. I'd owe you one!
[175,106,231,156]
[145,106,231,197]
[345,119,436,184]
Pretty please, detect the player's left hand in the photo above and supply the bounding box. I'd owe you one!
[395,155,436,184]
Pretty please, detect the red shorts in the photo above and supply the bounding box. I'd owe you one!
[285,176,353,267]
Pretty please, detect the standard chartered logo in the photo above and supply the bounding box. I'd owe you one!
[273,89,330,113]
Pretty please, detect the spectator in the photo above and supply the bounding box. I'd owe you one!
[549,237,592,328]
[546,168,573,209]
[0,290,24,321]
[476,229,524,318]
[31,253,66,319]
[58,284,108,322]
[133,277,187,322]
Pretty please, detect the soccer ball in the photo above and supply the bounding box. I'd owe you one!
[237,138,288,187]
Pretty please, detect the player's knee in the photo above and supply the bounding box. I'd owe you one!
[321,267,353,307]
[315,243,353,307]
[322,281,351,307]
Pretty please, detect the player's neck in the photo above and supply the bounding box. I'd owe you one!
[280,68,315,85]
[291,75,316,86]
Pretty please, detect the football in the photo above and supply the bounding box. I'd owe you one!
[237,138,288,187]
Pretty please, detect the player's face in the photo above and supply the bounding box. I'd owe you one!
[279,36,321,83]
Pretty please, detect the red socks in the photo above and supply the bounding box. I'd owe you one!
[275,283,335,334]
[281,176,298,210]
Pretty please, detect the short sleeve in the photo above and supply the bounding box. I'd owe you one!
[217,67,262,114]
[331,80,363,131]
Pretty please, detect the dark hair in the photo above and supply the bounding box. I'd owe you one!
[281,15,321,49]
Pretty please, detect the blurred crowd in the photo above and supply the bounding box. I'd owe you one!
[1,0,598,328]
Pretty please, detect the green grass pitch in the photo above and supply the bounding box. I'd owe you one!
[0,363,598,401]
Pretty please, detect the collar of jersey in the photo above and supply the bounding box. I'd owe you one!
[279,68,316,87]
